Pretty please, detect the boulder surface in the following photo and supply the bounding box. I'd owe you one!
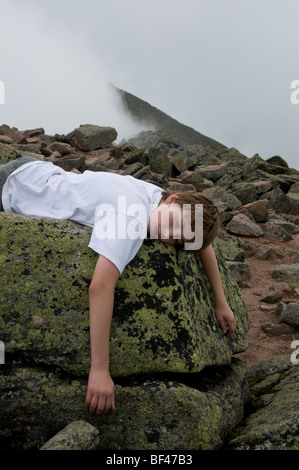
[0,212,250,450]
[0,212,249,377]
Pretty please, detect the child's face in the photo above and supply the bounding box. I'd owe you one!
[148,201,184,245]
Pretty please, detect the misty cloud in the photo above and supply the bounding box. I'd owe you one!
[0,0,145,140]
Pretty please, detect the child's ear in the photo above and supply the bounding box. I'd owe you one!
[165,194,179,204]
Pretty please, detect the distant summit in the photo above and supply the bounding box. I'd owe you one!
[114,86,227,151]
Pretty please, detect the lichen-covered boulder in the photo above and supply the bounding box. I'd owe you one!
[0,212,249,377]
[0,359,248,450]
[40,421,100,450]
[229,357,299,450]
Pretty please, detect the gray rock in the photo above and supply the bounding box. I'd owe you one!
[230,357,299,450]
[246,356,294,380]
[277,302,299,328]
[260,290,283,304]
[66,124,117,151]
[40,421,100,450]
[272,264,299,283]
[238,199,269,223]
[227,261,251,283]
[216,239,245,262]
[226,213,264,238]
[286,191,299,215]
[261,323,297,336]
[46,141,72,155]
[289,181,299,194]
[261,187,299,215]
[147,147,172,176]
[196,163,229,182]
[203,186,242,213]
[250,242,282,260]
[232,180,272,205]
[262,221,293,241]
[23,127,45,137]
[266,155,289,168]
[281,246,299,263]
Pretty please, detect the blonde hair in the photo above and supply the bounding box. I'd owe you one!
[160,190,220,252]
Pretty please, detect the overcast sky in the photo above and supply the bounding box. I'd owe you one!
[1,0,299,169]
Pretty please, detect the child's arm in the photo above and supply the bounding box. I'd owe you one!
[198,244,236,337]
[85,255,120,416]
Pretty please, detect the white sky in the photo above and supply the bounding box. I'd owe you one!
[0,0,299,170]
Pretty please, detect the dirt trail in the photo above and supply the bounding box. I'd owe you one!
[233,233,299,366]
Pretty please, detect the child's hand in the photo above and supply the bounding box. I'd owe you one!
[85,368,116,416]
[214,301,236,338]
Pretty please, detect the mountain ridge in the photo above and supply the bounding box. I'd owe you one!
[114,85,227,151]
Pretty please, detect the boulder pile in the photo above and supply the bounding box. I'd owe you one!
[0,122,298,450]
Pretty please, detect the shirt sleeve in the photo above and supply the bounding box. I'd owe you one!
[88,211,147,275]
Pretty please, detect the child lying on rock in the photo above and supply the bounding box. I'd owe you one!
[0,156,236,416]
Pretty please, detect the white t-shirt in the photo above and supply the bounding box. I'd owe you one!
[2,161,163,274]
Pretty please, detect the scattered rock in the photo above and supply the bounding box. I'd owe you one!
[216,238,245,262]
[46,141,72,155]
[250,242,282,260]
[196,162,229,182]
[147,147,172,176]
[22,127,45,138]
[266,155,289,168]
[49,150,62,159]
[226,213,264,238]
[260,290,283,303]
[261,323,297,336]
[0,135,13,144]
[260,302,299,336]
[262,187,299,215]
[169,154,188,173]
[203,186,242,213]
[66,124,117,151]
[277,302,299,329]
[238,199,269,223]
[272,264,299,283]
[227,261,251,283]
[229,357,299,450]
[262,221,293,241]
[40,421,100,450]
[232,180,272,205]
[281,246,299,263]
[180,171,208,191]
[274,281,293,292]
